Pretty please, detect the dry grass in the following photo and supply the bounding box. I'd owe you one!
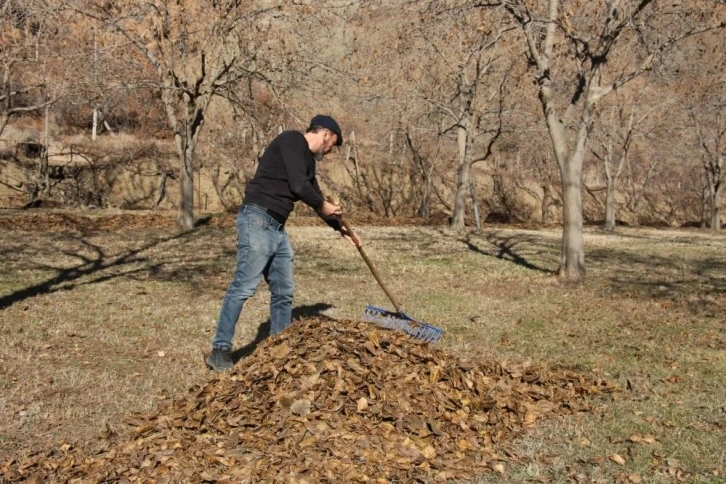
[0,210,724,482]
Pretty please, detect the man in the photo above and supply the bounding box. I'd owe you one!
[206,114,361,371]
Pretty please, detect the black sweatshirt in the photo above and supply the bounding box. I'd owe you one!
[243,130,341,230]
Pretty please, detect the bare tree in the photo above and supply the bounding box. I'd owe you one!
[65,0,283,229]
[406,7,510,228]
[621,146,660,226]
[477,0,725,279]
[405,124,442,218]
[590,84,665,230]
[0,0,63,138]
[689,102,725,230]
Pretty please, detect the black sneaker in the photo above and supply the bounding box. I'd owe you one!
[205,346,233,371]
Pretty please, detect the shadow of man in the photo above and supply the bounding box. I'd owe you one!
[231,302,334,363]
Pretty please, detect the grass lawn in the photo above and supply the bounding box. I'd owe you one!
[0,210,724,483]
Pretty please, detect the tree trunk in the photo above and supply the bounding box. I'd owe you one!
[451,125,469,229]
[604,181,617,231]
[92,107,99,141]
[710,182,722,230]
[178,143,195,230]
[0,111,9,140]
[470,181,481,230]
[541,184,553,224]
[701,183,709,228]
[419,179,431,218]
[560,157,586,278]
[631,203,640,227]
[539,77,587,279]
[152,171,168,210]
[160,77,204,231]
[602,137,617,231]
[41,103,50,197]
[348,131,363,198]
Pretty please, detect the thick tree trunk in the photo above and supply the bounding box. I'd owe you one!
[539,77,587,280]
[160,78,203,231]
[177,143,195,230]
[559,158,586,278]
[419,179,431,218]
[451,125,469,229]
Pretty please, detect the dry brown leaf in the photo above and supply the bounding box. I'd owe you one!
[272,343,291,360]
[629,434,656,444]
[609,453,627,465]
[456,439,475,451]
[421,445,436,460]
[290,399,311,416]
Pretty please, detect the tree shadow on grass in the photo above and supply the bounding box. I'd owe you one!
[0,229,203,310]
[461,232,556,274]
[588,247,726,306]
[231,303,334,362]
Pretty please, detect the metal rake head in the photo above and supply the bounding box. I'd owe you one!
[361,305,444,344]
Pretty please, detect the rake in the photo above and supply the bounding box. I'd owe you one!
[336,212,444,344]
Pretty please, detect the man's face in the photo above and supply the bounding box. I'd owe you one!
[322,129,338,154]
[315,129,338,161]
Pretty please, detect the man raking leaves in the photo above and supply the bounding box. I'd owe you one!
[206,115,361,371]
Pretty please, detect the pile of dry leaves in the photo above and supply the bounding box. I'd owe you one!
[2,318,617,482]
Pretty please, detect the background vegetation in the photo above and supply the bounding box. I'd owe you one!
[1,2,723,238]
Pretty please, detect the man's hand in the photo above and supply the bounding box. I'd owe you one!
[340,226,362,247]
[320,200,342,217]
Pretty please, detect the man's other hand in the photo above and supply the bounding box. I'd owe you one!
[340,226,362,247]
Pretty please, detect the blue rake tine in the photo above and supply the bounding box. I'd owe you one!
[362,305,444,344]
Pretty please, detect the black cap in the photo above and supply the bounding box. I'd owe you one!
[310,114,343,146]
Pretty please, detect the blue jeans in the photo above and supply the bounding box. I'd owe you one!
[212,204,295,349]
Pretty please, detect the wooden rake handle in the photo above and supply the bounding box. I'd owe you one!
[328,198,405,313]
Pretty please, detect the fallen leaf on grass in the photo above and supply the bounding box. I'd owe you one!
[628,434,656,444]
[609,453,626,465]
